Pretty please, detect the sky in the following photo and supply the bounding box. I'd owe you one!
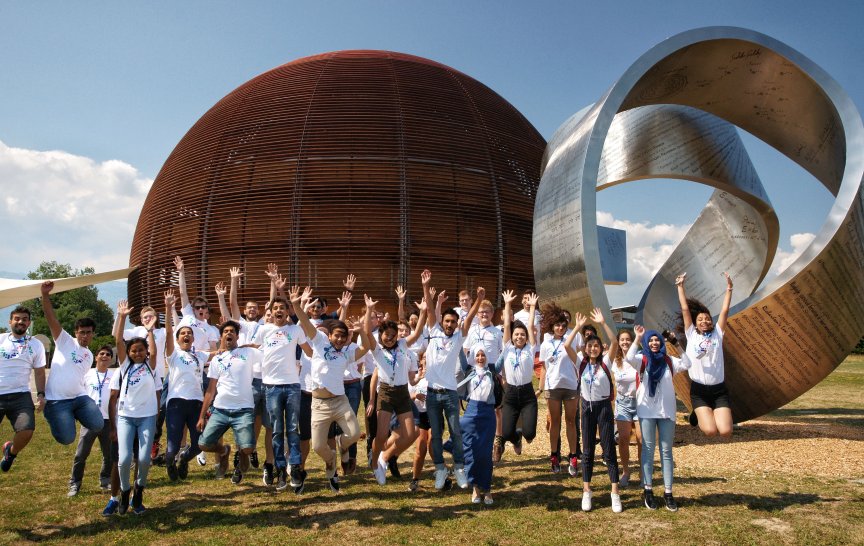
[1,0,862,309]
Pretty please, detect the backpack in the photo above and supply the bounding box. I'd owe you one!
[635,354,675,391]
[577,357,614,401]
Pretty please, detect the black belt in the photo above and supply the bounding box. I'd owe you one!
[428,387,449,394]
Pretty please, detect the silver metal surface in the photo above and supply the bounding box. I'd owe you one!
[534,27,864,421]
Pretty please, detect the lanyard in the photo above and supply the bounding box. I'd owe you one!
[550,339,564,361]
[124,363,151,397]
[512,347,524,370]
[95,371,108,407]
[382,345,399,374]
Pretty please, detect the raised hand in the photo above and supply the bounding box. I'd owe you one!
[437,290,448,306]
[589,307,605,324]
[420,269,431,285]
[40,281,54,296]
[502,289,516,305]
[476,286,486,301]
[675,272,687,286]
[526,293,539,308]
[229,267,243,280]
[571,311,587,332]
[723,271,733,289]
[304,298,320,314]
[429,286,437,301]
[343,274,357,291]
[265,263,278,280]
[118,300,134,317]
[164,289,176,307]
[288,285,302,303]
[338,291,353,308]
[173,256,184,272]
[214,282,227,297]
[417,297,429,312]
[364,294,378,309]
[395,285,406,300]
[274,274,287,291]
[634,324,645,339]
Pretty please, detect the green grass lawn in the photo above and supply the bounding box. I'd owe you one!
[1,357,863,545]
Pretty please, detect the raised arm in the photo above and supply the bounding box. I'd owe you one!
[590,307,618,359]
[289,286,318,340]
[717,272,733,331]
[146,328,157,372]
[39,281,63,340]
[404,297,428,346]
[460,286,485,337]
[265,263,279,303]
[502,289,516,343]
[675,272,692,331]
[164,289,176,357]
[395,285,407,322]
[338,291,352,322]
[174,256,191,309]
[563,312,585,362]
[355,297,375,360]
[229,267,244,320]
[420,269,435,328]
[115,300,134,364]
[627,324,645,366]
[215,282,231,322]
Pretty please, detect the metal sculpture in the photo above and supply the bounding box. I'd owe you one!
[534,27,864,421]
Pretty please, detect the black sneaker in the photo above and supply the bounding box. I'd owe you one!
[275,468,288,491]
[233,449,241,470]
[262,462,275,486]
[231,465,243,484]
[119,488,131,515]
[177,452,189,480]
[293,469,307,495]
[643,488,658,510]
[328,470,340,492]
[166,461,178,482]
[131,485,146,516]
[387,457,401,479]
[290,465,302,488]
[689,411,698,427]
[664,492,679,512]
[249,451,260,469]
[0,441,16,472]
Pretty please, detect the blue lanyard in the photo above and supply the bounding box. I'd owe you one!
[124,363,150,397]
[95,371,108,407]
[383,345,399,373]
[513,347,524,370]
[550,339,564,360]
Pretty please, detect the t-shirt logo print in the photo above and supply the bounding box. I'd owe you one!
[266,330,291,348]
[322,345,343,362]
[695,334,715,358]
[127,365,148,387]
[70,350,89,366]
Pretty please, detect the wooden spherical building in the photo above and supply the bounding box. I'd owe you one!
[129,50,545,315]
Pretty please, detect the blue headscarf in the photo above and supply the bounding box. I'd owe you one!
[642,329,668,397]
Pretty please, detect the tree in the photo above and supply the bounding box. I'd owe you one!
[24,261,115,351]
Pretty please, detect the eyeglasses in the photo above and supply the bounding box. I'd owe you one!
[98,351,113,357]
[194,305,208,310]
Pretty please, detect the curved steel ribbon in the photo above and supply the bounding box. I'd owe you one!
[534,27,864,422]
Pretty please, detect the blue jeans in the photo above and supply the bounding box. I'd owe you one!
[344,381,362,459]
[117,414,157,491]
[640,417,675,491]
[426,389,464,468]
[265,384,302,468]
[200,408,255,449]
[44,395,104,445]
[165,398,203,464]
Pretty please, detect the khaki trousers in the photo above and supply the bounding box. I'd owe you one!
[311,395,361,470]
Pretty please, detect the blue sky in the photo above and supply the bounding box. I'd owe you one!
[1,1,862,308]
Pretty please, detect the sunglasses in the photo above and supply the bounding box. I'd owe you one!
[194,305,209,310]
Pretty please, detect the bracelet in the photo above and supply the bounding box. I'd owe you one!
[37,391,45,397]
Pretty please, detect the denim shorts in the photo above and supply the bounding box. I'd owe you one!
[199,407,256,449]
[614,394,638,422]
[252,378,271,427]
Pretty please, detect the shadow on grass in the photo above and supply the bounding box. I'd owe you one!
[687,491,826,512]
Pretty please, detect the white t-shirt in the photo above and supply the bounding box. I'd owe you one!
[208,347,260,410]
[124,326,167,380]
[612,359,638,398]
[500,342,535,387]
[257,323,306,385]
[465,324,504,366]
[178,304,219,352]
[238,318,266,346]
[625,344,691,420]
[110,360,160,418]
[514,309,542,349]
[539,337,578,390]
[456,307,480,327]
[309,331,360,396]
[359,330,379,379]
[424,324,466,391]
[84,368,114,419]
[167,349,207,402]
[466,366,495,403]
[370,339,413,386]
[576,352,613,402]
[343,342,365,381]
[0,333,46,395]
[299,349,314,392]
[45,330,92,400]
[410,377,428,413]
[685,324,725,385]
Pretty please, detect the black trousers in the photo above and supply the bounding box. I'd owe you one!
[363,374,376,456]
[500,383,538,444]
[580,398,619,483]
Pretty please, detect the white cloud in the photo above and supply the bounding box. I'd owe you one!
[0,140,152,274]
[769,232,816,276]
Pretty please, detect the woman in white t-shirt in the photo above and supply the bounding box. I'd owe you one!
[108,300,160,516]
[162,290,208,482]
[610,328,641,487]
[676,272,733,439]
[564,308,621,513]
[408,354,430,492]
[498,290,538,457]
[459,344,498,505]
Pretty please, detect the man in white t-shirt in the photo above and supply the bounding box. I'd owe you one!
[40,281,105,446]
[197,321,262,484]
[173,256,219,352]
[421,270,483,491]
[0,306,47,472]
[456,290,481,327]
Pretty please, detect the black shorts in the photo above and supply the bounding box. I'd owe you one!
[299,390,312,441]
[690,381,731,410]
[0,392,36,432]
[415,411,431,431]
[377,383,413,415]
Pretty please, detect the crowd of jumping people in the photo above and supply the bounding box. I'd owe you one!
[0,258,734,515]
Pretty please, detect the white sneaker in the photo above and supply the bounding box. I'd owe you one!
[325,461,337,480]
[611,493,623,513]
[434,468,448,490]
[374,454,387,485]
[454,467,468,489]
[581,490,593,512]
[197,452,207,466]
